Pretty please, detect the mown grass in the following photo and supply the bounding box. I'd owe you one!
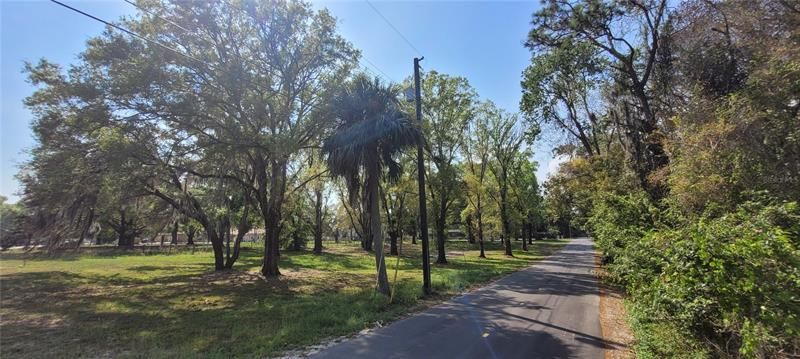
[0,239,564,358]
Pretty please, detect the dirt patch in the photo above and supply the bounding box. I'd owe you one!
[595,254,636,359]
[202,269,270,286]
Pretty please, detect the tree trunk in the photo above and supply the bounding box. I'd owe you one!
[527,222,534,244]
[466,214,475,244]
[503,236,512,256]
[435,217,447,264]
[521,225,528,251]
[364,233,373,251]
[225,210,250,269]
[389,230,398,256]
[313,230,322,253]
[500,178,513,257]
[621,85,670,201]
[223,217,232,266]
[79,208,95,247]
[292,230,302,251]
[367,155,390,296]
[477,207,485,258]
[313,187,323,254]
[359,192,372,252]
[186,229,195,245]
[262,160,286,277]
[94,224,102,245]
[206,228,225,271]
[116,210,135,247]
[361,192,373,252]
[171,220,179,245]
[117,210,127,246]
[262,210,281,276]
[435,196,447,264]
[228,230,245,268]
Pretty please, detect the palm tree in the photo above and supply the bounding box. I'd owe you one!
[322,74,421,296]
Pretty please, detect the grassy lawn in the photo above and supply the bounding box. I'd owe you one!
[0,239,564,358]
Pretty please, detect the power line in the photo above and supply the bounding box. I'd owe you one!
[121,0,216,45]
[365,0,423,57]
[49,0,212,68]
[122,0,190,33]
[49,0,344,122]
[360,57,396,83]
[360,63,385,81]
[55,0,400,95]
[123,0,398,84]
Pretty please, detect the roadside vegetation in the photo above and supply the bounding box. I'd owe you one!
[0,239,563,357]
[523,0,799,357]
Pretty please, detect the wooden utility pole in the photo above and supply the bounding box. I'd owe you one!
[414,57,432,295]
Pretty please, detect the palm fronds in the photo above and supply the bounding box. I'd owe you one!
[322,73,422,183]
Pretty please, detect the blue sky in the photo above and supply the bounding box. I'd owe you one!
[1,0,558,203]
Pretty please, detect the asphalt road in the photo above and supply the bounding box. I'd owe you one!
[311,237,611,359]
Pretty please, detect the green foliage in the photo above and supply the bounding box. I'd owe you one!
[627,309,710,359]
[323,73,420,189]
[322,73,421,295]
[589,191,658,275]
[0,196,26,248]
[528,0,673,199]
[653,201,799,357]
[544,150,636,237]
[531,1,800,355]
[520,38,605,156]
[669,60,800,213]
[19,0,360,271]
[486,108,533,254]
[592,195,800,357]
[280,191,313,250]
[414,70,478,261]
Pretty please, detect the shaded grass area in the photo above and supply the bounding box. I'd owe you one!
[1,239,564,358]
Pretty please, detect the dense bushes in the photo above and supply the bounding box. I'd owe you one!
[590,192,657,268]
[593,196,800,357]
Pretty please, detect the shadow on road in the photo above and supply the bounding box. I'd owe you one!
[313,238,613,359]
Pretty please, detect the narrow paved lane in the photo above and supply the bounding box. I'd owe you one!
[312,238,610,359]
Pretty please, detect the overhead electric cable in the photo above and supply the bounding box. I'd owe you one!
[365,0,424,57]
[123,0,396,83]
[361,57,396,83]
[50,0,212,67]
[121,0,216,45]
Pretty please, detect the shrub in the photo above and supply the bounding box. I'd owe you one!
[589,191,658,267]
[596,197,800,357]
[653,201,799,357]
